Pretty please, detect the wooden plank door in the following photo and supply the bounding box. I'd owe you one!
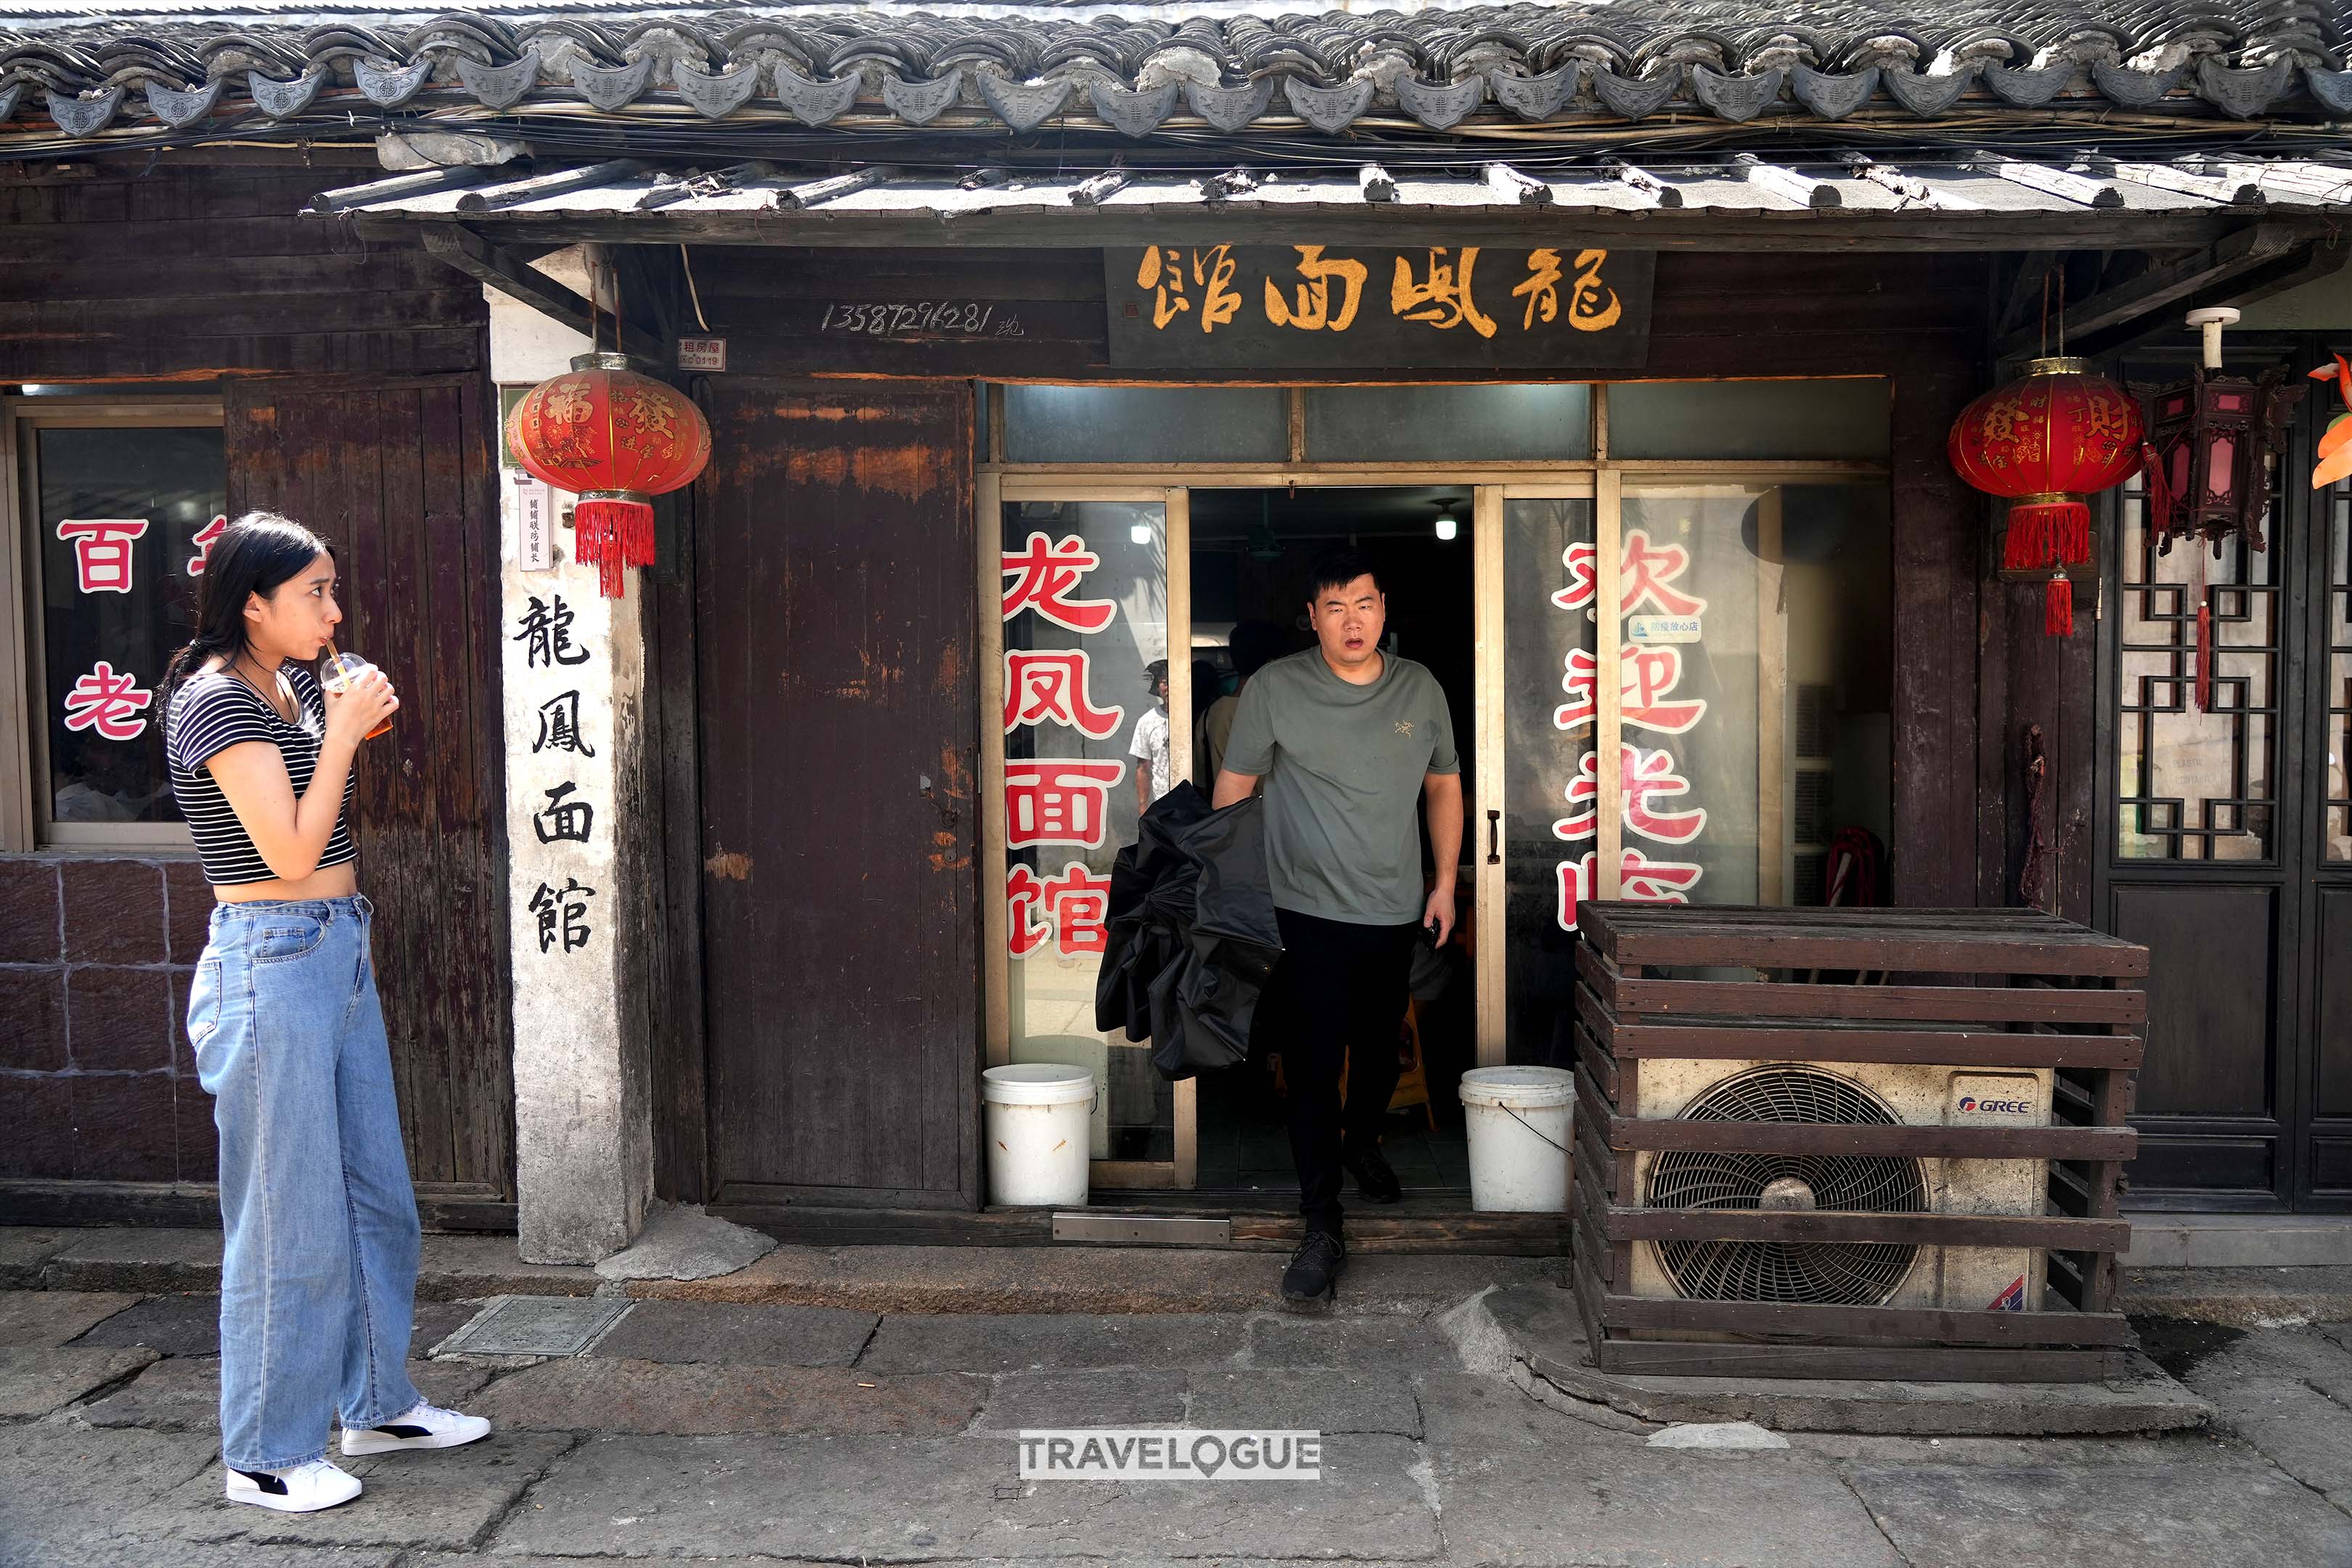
[694,381,981,1213]
[225,375,514,1226]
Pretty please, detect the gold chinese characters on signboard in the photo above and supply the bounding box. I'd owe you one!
[1105,243,1653,369]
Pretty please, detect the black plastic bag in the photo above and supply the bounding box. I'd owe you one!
[1094,781,1284,1081]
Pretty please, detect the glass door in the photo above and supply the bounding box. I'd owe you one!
[985,482,1195,1189]
[1490,475,1895,1068]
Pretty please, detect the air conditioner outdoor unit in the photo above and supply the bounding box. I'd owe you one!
[1626,1061,2051,1315]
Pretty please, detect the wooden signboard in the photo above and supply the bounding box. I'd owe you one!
[1104,243,1654,370]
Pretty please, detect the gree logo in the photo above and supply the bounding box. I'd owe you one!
[1958,1095,2035,1115]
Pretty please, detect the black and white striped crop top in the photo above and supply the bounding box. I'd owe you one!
[165,666,357,886]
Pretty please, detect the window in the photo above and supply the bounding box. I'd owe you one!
[5,401,224,848]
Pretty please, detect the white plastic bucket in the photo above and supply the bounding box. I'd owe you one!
[1458,1066,1576,1212]
[983,1064,1098,1207]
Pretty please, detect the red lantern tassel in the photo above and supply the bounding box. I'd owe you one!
[2141,442,2173,533]
[2194,600,2213,711]
[573,499,636,599]
[2045,571,2073,637]
[2007,499,2084,571]
[618,502,656,569]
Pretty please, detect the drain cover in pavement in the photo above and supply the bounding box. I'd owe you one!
[435,1295,631,1357]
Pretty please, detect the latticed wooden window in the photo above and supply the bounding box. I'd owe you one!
[2116,474,2283,862]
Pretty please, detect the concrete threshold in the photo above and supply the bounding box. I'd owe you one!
[2120,1212,2352,1269]
[0,1226,1564,1316]
[2121,1265,2352,1328]
[1469,1284,2216,1438]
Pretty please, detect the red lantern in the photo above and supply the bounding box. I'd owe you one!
[1948,356,2144,636]
[505,354,712,598]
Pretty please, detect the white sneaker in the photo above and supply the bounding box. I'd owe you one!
[339,1400,492,1455]
[224,1458,364,1513]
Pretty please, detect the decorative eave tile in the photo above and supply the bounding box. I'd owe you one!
[1090,78,1180,137]
[881,68,963,126]
[674,58,759,118]
[456,49,539,113]
[1185,76,1275,134]
[773,63,859,126]
[46,83,123,135]
[1690,64,1785,122]
[1591,65,1682,120]
[354,56,431,108]
[1789,64,1877,119]
[144,76,224,128]
[1880,65,1976,115]
[571,54,652,113]
[1486,61,1581,121]
[979,73,1073,133]
[247,68,324,119]
[1395,72,1485,130]
[1281,75,1372,133]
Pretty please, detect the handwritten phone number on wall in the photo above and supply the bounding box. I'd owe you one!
[819,302,1022,338]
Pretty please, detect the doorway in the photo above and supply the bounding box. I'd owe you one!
[1187,486,1479,1202]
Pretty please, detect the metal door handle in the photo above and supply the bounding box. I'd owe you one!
[1487,809,1501,865]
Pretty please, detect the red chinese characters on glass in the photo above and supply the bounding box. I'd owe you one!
[1006,861,1114,958]
[1619,530,1706,617]
[1553,647,1707,735]
[1553,849,1706,933]
[186,514,228,577]
[1003,533,1117,633]
[1005,759,1126,849]
[62,661,153,740]
[56,518,149,595]
[1003,649,1126,740]
[1548,532,1707,618]
[1551,743,1709,846]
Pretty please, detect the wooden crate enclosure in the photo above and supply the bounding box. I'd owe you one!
[1571,905,2145,1384]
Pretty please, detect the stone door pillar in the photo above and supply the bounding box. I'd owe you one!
[488,254,656,1263]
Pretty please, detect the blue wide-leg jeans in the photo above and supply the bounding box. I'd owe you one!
[187,894,423,1471]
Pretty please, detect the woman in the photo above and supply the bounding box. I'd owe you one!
[164,513,491,1514]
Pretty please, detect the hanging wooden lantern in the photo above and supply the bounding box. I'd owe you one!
[2140,309,2303,560]
[2311,354,2352,490]
[1949,356,2144,637]
[505,354,712,598]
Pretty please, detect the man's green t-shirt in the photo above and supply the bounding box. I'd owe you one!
[1221,648,1459,926]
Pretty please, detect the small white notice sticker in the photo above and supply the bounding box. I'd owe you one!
[1628,615,1702,644]
[676,336,727,372]
[513,476,555,573]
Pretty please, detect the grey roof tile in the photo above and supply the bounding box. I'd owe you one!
[1,0,2345,144]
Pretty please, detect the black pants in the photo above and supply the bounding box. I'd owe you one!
[1265,907,1421,1236]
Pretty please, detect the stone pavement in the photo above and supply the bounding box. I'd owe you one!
[4,1259,2352,1568]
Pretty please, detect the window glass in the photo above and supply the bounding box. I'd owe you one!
[1001,499,1173,1162]
[1305,385,1591,462]
[30,423,224,833]
[1607,380,1890,460]
[1503,497,1595,1067]
[1612,484,1894,912]
[1002,385,1285,464]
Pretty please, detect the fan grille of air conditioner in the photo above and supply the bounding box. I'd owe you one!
[1648,1067,1927,1307]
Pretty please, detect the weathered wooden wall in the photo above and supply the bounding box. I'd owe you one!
[692,380,981,1215]
[0,160,505,1225]
[0,158,484,383]
[227,375,513,1224]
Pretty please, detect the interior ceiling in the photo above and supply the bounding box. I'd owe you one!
[1188,485,1463,542]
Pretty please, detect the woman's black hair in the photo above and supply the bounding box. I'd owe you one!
[159,511,334,723]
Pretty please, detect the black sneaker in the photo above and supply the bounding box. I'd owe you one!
[1281,1229,1347,1304]
[1342,1140,1402,1204]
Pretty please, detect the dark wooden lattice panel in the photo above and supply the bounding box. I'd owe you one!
[2115,477,2283,862]
[1571,904,2146,1384]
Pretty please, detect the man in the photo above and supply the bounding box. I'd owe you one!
[1196,619,1285,788]
[1128,658,1172,815]
[1213,548,1461,1304]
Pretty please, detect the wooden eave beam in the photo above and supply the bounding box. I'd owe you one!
[1993,221,2309,359]
[420,223,666,352]
[363,206,2282,254]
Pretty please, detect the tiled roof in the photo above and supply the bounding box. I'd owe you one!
[3,0,2348,145]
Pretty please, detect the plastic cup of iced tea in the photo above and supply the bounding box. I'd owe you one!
[321,650,393,740]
